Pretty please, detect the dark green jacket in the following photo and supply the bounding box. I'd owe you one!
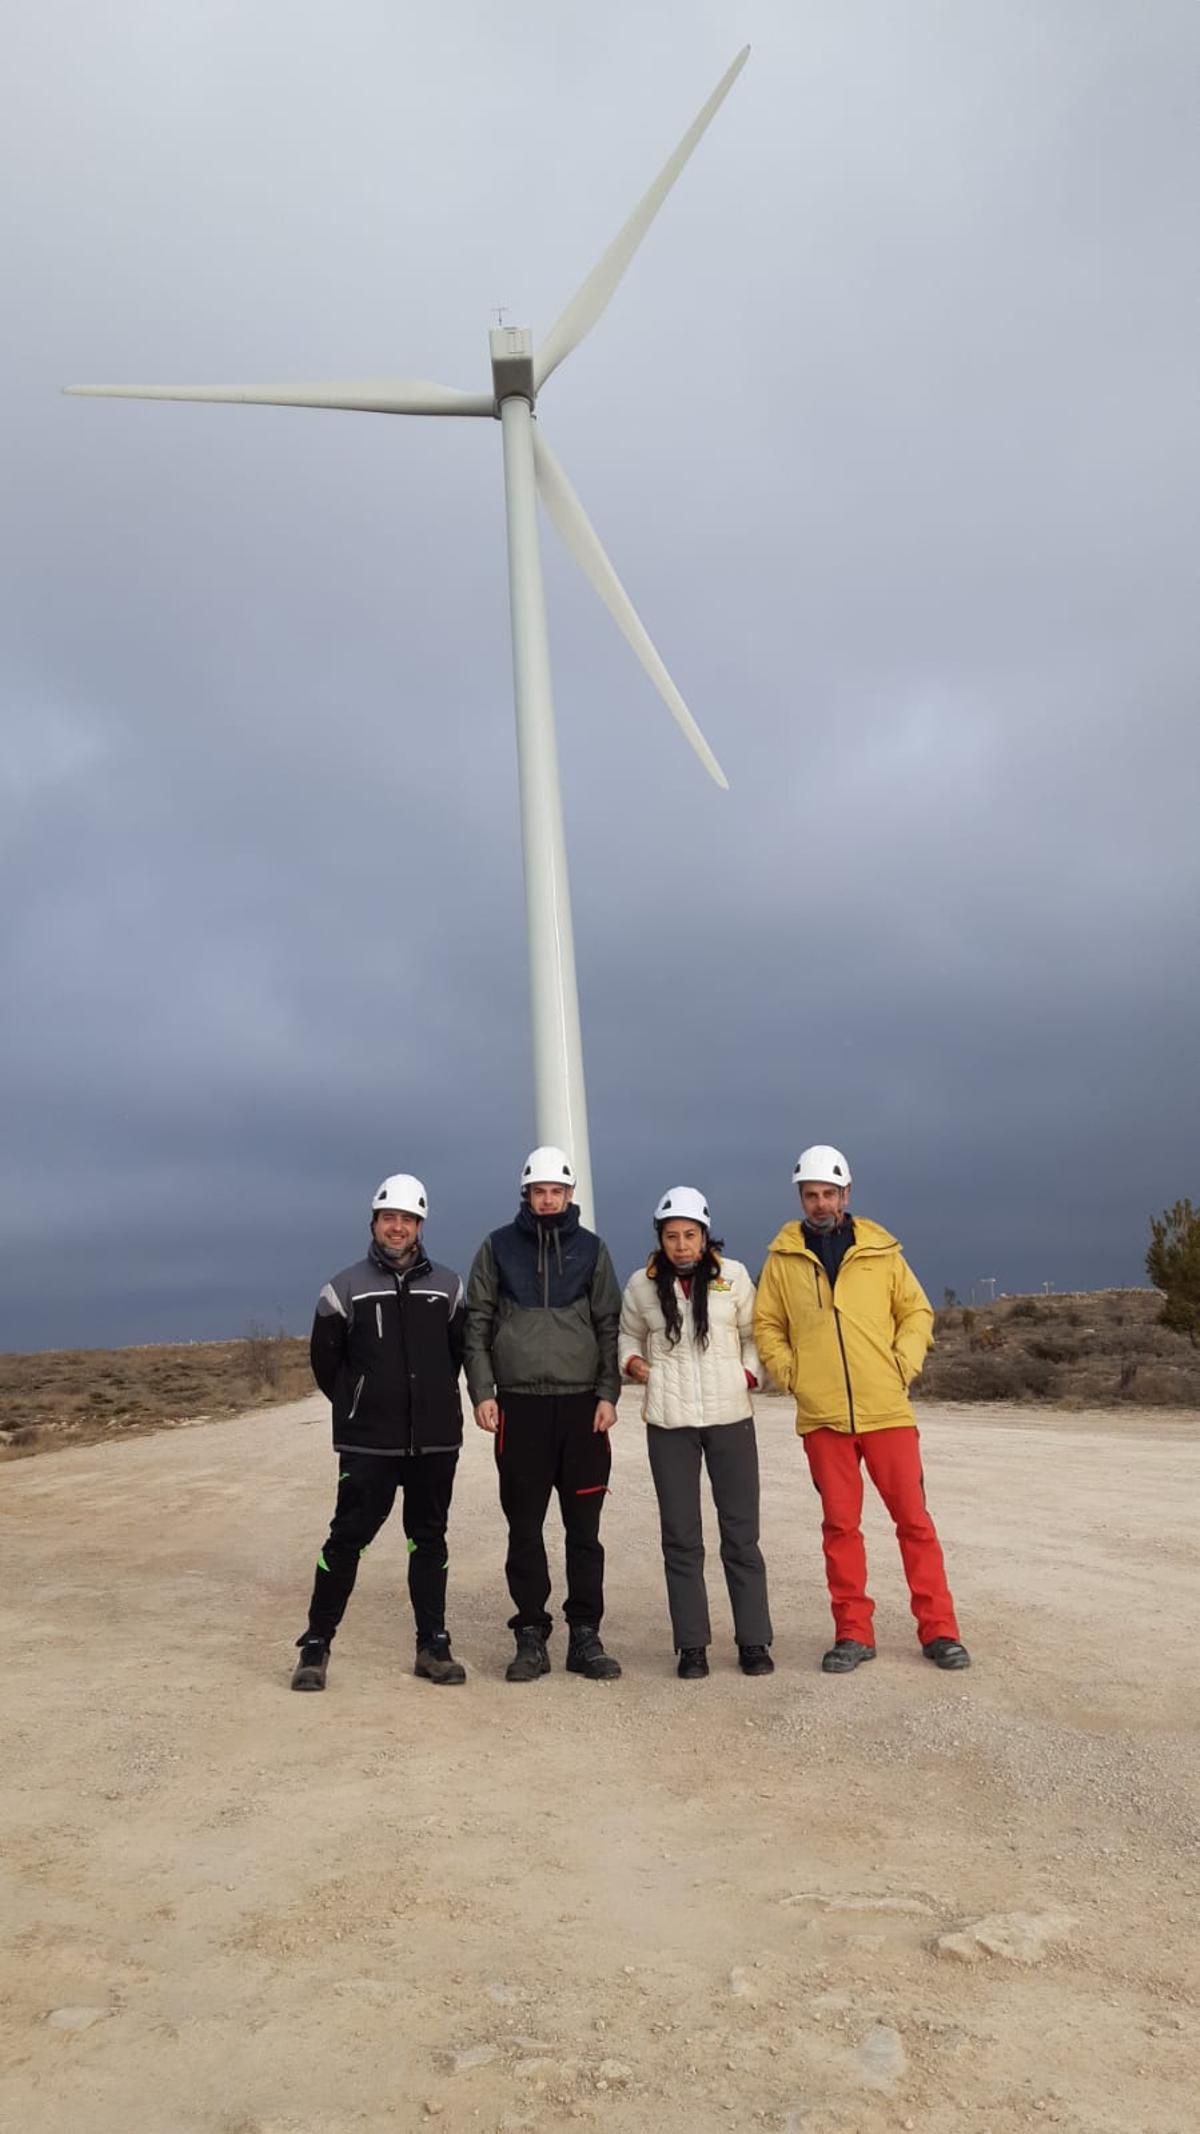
[464,1203,621,1404]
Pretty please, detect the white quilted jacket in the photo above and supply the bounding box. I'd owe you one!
[619,1255,760,1430]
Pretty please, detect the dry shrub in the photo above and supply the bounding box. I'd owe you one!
[921,1285,1200,1408]
[927,1352,1057,1402]
[968,1323,1004,1352]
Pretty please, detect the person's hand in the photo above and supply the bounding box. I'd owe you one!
[474,1399,500,1433]
[744,1369,758,1390]
[624,1356,651,1385]
[593,1400,618,1433]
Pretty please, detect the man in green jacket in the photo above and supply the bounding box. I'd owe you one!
[466,1145,623,1683]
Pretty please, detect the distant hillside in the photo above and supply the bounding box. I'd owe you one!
[0,1332,311,1458]
[917,1287,1200,1407]
[3,1288,1198,1458]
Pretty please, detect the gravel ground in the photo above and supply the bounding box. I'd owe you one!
[3,1390,1198,2134]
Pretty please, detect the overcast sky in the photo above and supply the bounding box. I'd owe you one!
[3,1,1198,1351]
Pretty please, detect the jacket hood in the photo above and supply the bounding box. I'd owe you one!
[764,1215,900,1259]
[514,1200,582,1239]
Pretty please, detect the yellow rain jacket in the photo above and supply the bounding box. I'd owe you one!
[753,1217,933,1437]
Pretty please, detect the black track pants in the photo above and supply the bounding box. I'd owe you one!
[494,1391,610,1635]
[303,1449,458,1648]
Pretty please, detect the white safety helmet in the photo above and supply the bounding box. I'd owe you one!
[653,1186,711,1229]
[371,1173,429,1219]
[792,1145,852,1189]
[521,1145,577,1191]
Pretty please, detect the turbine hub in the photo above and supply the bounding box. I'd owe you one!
[489,325,535,415]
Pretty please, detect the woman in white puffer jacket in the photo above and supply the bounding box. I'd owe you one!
[620,1187,773,1680]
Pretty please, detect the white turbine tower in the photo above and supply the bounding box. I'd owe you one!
[67,47,750,1226]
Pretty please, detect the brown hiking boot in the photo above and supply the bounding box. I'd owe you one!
[291,1638,329,1691]
[414,1633,466,1685]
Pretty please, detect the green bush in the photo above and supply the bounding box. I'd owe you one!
[1146,1199,1200,1345]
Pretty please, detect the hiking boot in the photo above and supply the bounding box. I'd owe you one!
[291,1638,329,1691]
[566,1624,622,1680]
[505,1626,551,1683]
[738,1643,775,1677]
[923,1637,971,1671]
[820,1638,876,1674]
[414,1632,466,1685]
[677,1646,709,1680]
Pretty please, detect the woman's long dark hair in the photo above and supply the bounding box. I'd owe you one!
[652,1232,725,1349]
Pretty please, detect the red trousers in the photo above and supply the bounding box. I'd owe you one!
[803,1425,959,1646]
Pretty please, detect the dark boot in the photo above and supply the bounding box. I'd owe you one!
[677,1646,709,1680]
[291,1637,329,1691]
[506,1626,551,1683]
[566,1624,621,1680]
[738,1643,775,1677]
[923,1637,971,1670]
[821,1638,876,1674]
[415,1632,466,1685]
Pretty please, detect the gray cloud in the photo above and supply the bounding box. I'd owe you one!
[3,1,1198,1348]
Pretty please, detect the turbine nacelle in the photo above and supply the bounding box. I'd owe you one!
[489,327,536,411]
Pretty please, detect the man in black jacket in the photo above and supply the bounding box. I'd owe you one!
[292,1172,467,1691]
[465,1145,623,1684]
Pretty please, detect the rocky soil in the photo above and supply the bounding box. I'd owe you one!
[3,1391,1198,2133]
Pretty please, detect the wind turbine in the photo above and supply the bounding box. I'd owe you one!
[67,46,750,1226]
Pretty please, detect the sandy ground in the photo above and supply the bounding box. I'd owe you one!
[3,1392,1198,2134]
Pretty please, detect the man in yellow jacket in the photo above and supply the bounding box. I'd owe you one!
[754,1145,970,1674]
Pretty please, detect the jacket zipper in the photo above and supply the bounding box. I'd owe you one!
[832,1306,857,1434]
[392,1271,414,1450]
[348,1374,365,1420]
[811,1253,856,1433]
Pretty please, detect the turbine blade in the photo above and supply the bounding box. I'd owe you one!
[533,427,728,790]
[534,45,749,392]
[63,376,493,416]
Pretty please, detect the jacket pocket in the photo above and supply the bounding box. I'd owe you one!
[348,1374,366,1421]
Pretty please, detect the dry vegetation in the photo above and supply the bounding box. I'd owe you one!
[917,1286,1200,1407]
[0,1328,311,1458]
[3,1289,1197,1461]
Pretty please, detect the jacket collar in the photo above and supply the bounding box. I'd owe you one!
[514,1200,581,1242]
[369,1239,432,1284]
[646,1248,722,1280]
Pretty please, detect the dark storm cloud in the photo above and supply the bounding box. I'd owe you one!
[3,1,1198,1349]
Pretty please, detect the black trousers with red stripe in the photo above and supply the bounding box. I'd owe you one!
[494,1391,610,1635]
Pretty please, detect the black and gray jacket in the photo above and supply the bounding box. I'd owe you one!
[310,1241,466,1455]
[464,1202,621,1405]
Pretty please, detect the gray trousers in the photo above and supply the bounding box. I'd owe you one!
[645,1418,773,1650]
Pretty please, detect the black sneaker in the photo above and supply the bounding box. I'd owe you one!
[738,1643,775,1677]
[291,1638,329,1691]
[505,1627,551,1683]
[677,1646,709,1680]
[415,1632,466,1685]
[566,1624,622,1680]
[820,1638,876,1674]
[923,1637,971,1670]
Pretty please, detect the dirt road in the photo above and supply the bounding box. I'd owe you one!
[4,1393,1198,2134]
